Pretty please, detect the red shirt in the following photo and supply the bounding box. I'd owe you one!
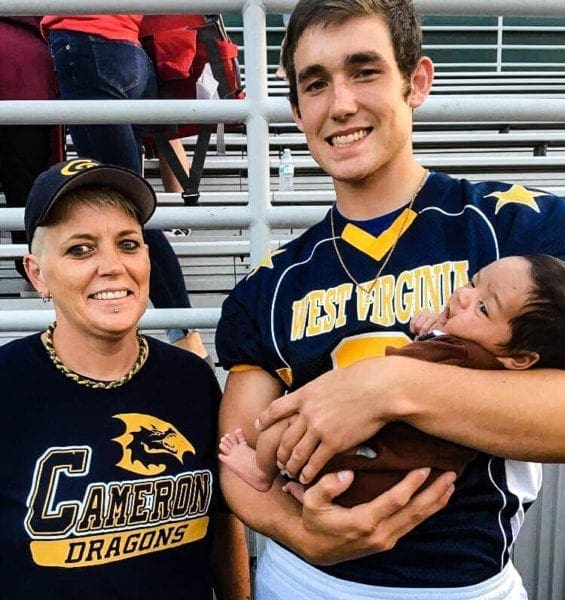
[139,15,206,38]
[40,15,143,43]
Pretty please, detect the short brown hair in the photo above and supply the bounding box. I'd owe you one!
[504,254,565,369]
[281,0,423,107]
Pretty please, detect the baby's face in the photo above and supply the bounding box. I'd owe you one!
[440,256,533,357]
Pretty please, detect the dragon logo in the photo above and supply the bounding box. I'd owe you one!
[113,413,195,476]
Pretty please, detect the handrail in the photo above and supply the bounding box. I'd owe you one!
[1,97,565,125]
[3,0,565,17]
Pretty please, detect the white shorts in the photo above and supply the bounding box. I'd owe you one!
[255,540,528,600]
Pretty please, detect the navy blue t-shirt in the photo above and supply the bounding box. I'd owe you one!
[0,334,222,599]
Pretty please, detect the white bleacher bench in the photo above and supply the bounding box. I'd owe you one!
[64,123,565,173]
[164,129,565,156]
[0,237,293,260]
[143,152,565,177]
[430,71,565,94]
[249,70,565,97]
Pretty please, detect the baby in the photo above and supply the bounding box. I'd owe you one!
[219,254,565,506]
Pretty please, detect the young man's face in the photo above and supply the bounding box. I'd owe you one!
[291,15,429,186]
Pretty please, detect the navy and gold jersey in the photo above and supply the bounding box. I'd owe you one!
[1,335,221,598]
[216,171,565,587]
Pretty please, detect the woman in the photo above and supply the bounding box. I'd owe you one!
[0,158,250,599]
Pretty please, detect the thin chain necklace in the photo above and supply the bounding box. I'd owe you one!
[330,169,429,296]
[42,321,149,389]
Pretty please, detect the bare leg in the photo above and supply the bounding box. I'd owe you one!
[173,330,209,359]
[219,428,278,492]
[157,137,191,193]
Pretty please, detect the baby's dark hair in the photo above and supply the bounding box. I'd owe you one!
[503,254,565,368]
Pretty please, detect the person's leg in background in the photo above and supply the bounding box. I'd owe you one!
[48,31,149,172]
[157,138,192,193]
[151,139,209,357]
[49,30,209,358]
[145,228,208,357]
[154,138,192,236]
[0,124,53,285]
[0,17,59,292]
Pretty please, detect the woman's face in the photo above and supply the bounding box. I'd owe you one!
[27,201,150,341]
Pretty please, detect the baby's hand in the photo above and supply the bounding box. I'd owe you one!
[410,311,443,337]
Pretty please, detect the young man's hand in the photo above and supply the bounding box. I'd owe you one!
[285,468,456,565]
[257,357,407,483]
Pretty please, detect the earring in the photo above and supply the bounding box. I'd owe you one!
[42,293,52,304]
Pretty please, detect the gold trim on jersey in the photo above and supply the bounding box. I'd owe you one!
[275,367,293,387]
[341,207,418,261]
[230,364,263,372]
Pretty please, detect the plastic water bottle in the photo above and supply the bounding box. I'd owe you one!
[278,148,294,192]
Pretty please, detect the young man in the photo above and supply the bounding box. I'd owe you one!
[216,1,565,597]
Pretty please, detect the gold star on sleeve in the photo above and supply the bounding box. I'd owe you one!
[246,248,286,279]
[486,185,549,214]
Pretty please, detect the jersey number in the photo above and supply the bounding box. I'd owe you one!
[331,331,411,369]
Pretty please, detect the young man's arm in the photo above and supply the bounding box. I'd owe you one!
[258,357,565,483]
[219,368,456,565]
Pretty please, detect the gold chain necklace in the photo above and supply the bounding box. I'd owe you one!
[42,321,149,389]
[330,169,429,296]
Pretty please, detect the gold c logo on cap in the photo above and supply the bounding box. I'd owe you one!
[60,158,99,176]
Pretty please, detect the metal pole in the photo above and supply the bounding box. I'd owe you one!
[3,0,565,18]
[0,308,221,331]
[243,0,273,266]
[497,16,504,72]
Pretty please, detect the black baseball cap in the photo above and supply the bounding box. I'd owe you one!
[25,158,157,248]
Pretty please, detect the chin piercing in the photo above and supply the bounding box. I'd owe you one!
[113,308,120,313]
